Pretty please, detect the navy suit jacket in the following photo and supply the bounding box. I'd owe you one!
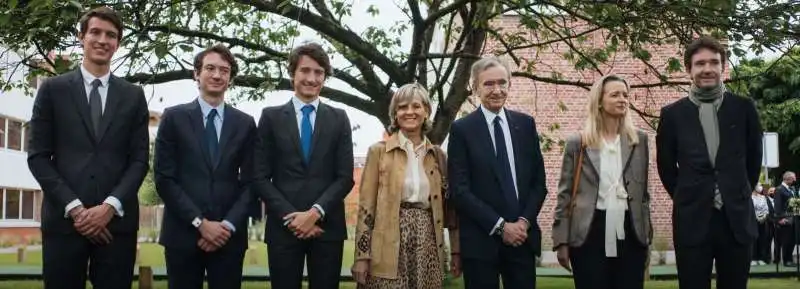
[448,108,547,259]
[154,100,256,250]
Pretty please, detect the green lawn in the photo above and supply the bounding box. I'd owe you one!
[0,240,356,268]
[0,278,797,289]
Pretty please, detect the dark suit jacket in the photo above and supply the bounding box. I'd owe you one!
[254,101,354,244]
[154,100,256,250]
[774,185,795,225]
[27,69,149,235]
[448,108,547,259]
[656,92,762,246]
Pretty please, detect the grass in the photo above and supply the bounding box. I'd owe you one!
[0,240,356,268]
[0,278,797,289]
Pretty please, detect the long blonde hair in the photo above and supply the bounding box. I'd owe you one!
[581,74,639,148]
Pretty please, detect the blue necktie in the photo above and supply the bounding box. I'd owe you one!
[206,109,219,164]
[301,104,314,164]
[493,116,519,219]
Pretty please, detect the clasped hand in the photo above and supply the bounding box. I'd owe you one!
[71,205,115,245]
[197,219,232,252]
[284,209,324,239]
[501,221,529,247]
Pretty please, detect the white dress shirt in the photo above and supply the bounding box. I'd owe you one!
[291,96,326,218]
[64,64,123,218]
[596,135,628,257]
[752,194,769,222]
[480,106,525,235]
[398,132,431,207]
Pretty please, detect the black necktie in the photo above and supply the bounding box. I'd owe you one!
[89,79,102,135]
[206,109,219,164]
[493,116,519,219]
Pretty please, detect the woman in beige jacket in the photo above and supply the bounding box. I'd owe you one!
[351,83,460,288]
[552,75,652,289]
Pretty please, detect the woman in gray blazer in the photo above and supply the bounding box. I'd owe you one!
[552,74,652,289]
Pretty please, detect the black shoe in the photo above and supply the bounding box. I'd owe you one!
[784,262,797,267]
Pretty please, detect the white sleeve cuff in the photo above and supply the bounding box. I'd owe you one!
[312,204,326,218]
[64,199,83,218]
[103,196,124,217]
[221,220,236,232]
[489,218,504,236]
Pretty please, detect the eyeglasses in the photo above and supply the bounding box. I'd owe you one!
[482,79,508,90]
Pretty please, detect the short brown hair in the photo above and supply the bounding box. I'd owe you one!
[78,6,123,41]
[684,36,727,71]
[193,44,239,79]
[287,42,332,78]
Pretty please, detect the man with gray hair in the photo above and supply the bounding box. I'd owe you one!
[775,171,798,266]
[448,56,547,289]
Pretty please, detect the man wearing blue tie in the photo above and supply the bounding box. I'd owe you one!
[254,42,354,289]
[154,44,257,289]
[448,57,548,289]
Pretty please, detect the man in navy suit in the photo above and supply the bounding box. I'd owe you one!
[448,57,547,289]
[154,44,256,289]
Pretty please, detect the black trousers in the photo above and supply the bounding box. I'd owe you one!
[569,210,648,289]
[267,239,344,289]
[462,241,537,289]
[752,221,774,263]
[164,243,246,289]
[778,223,797,264]
[42,232,137,289]
[675,209,751,289]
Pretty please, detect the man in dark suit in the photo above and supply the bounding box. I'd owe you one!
[774,171,797,266]
[656,36,763,289]
[26,7,149,289]
[254,42,354,289]
[154,44,256,289]
[448,57,547,289]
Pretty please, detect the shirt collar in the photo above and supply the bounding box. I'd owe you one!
[398,131,430,152]
[197,97,225,121]
[79,63,111,88]
[292,96,320,114]
[602,135,621,153]
[480,105,507,126]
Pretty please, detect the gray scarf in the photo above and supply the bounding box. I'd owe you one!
[688,82,725,209]
[688,82,725,166]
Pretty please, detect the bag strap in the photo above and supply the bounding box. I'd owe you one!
[567,137,585,219]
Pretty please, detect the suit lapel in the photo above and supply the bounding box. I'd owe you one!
[215,104,236,170]
[309,103,331,165]
[472,110,504,184]
[281,101,304,162]
[68,70,97,142]
[505,111,526,194]
[585,146,601,182]
[95,76,122,142]
[188,100,213,170]
[715,94,733,165]
[621,134,634,173]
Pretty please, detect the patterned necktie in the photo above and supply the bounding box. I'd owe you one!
[493,116,519,218]
[301,104,315,164]
[89,79,102,135]
[206,109,219,164]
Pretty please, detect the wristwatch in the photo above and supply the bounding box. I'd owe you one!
[192,217,202,228]
[494,220,506,236]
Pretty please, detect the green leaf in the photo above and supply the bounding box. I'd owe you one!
[154,42,169,59]
[179,44,194,52]
[667,57,683,73]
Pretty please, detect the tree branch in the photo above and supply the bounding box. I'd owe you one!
[423,0,471,28]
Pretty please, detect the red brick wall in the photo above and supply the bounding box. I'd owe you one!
[477,16,731,249]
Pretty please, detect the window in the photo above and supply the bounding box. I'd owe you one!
[0,117,5,148]
[7,120,21,151]
[23,124,29,152]
[5,189,20,219]
[21,191,34,219]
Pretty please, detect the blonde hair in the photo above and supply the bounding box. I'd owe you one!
[388,83,433,133]
[581,74,639,148]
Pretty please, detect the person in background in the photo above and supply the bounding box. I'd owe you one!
[752,184,773,266]
[775,171,798,267]
[552,75,651,289]
[351,83,461,288]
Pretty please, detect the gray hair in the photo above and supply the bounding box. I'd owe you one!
[470,57,511,91]
[783,171,795,181]
[388,83,433,134]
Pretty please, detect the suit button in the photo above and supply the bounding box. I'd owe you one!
[433,195,439,200]
[90,175,95,179]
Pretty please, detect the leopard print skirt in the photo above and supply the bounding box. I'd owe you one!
[360,204,444,289]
